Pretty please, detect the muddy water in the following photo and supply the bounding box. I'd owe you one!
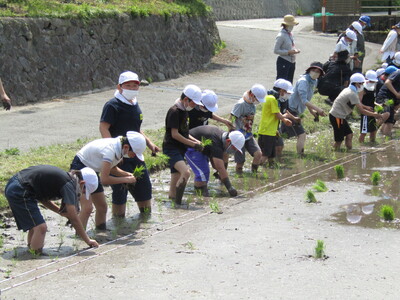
[0,142,399,287]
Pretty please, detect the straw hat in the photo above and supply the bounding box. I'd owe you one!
[282,15,299,26]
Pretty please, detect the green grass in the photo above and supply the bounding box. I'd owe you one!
[379,205,395,221]
[0,0,211,19]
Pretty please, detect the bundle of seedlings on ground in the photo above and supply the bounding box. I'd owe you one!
[313,179,328,192]
[370,171,381,186]
[210,199,221,214]
[379,205,395,221]
[305,190,317,203]
[201,137,213,147]
[334,165,345,179]
[314,240,325,259]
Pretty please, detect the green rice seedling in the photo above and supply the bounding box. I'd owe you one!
[132,165,145,179]
[371,171,381,186]
[0,235,3,248]
[184,241,196,250]
[374,105,384,113]
[305,190,317,203]
[313,179,328,192]
[334,165,344,179]
[57,230,65,252]
[210,199,221,213]
[13,247,18,258]
[379,205,395,221]
[314,240,325,259]
[5,269,11,278]
[385,99,395,106]
[201,137,213,147]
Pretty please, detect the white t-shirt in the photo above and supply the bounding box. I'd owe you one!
[77,137,122,172]
[329,86,360,119]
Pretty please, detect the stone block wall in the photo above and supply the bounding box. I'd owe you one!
[0,14,220,105]
[203,0,320,21]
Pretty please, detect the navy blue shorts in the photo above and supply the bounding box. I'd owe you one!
[163,147,186,174]
[185,147,210,182]
[5,175,45,231]
[70,156,104,194]
[258,135,277,158]
[111,156,152,204]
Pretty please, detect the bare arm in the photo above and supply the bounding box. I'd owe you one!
[100,161,136,185]
[40,201,61,214]
[140,130,160,154]
[171,128,200,148]
[305,102,326,117]
[212,114,235,130]
[211,157,229,180]
[65,204,99,247]
[275,112,292,126]
[99,122,112,138]
[384,79,400,99]
[356,103,382,118]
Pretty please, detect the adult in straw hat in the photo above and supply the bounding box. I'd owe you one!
[273,15,300,83]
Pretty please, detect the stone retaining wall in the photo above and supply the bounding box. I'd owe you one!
[0,15,220,105]
[203,0,320,21]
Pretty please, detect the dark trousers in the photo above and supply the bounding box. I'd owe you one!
[276,56,295,83]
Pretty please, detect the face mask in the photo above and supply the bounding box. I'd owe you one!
[122,89,139,101]
[185,104,194,111]
[286,25,294,32]
[364,82,376,91]
[309,71,320,80]
[279,93,290,102]
[357,84,364,93]
[362,24,366,29]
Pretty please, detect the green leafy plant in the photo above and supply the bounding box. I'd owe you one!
[374,105,384,113]
[4,147,20,156]
[305,190,317,203]
[385,99,395,106]
[334,165,344,179]
[313,179,328,192]
[132,165,145,179]
[184,241,195,250]
[379,205,395,221]
[201,137,213,147]
[371,171,381,186]
[209,199,221,213]
[314,240,325,259]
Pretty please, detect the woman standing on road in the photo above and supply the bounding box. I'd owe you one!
[274,15,300,83]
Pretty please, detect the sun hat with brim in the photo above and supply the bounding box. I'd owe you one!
[351,21,363,34]
[306,62,325,76]
[250,84,267,103]
[228,131,245,154]
[359,15,371,27]
[119,71,140,85]
[350,73,365,84]
[273,79,294,93]
[201,90,218,113]
[81,167,99,200]
[126,131,146,161]
[345,29,357,41]
[282,15,299,26]
[183,84,202,105]
[376,68,385,77]
[365,70,378,82]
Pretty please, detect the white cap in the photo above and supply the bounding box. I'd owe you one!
[250,84,267,103]
[126,131,146,161]
[183,84,202,105]
[201,90,218,112]
[376,68,385,77]
[393,52,400,65]
[365,70,378,82]
[119,71,140,84]
[350,73,365,83]
[345,29,357,41]
[351,21,362,34]
[381,62,388,69]
[273,79,294,93]
[80,167,98,200]
[228,131,245,154]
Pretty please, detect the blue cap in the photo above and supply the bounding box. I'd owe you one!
[359,15,371,27]
[385,66,398,75]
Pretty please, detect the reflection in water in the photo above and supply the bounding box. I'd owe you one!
[361,204,374,215]
[346,204,362,224]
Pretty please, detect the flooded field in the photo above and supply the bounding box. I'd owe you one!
[0,140,399,293]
